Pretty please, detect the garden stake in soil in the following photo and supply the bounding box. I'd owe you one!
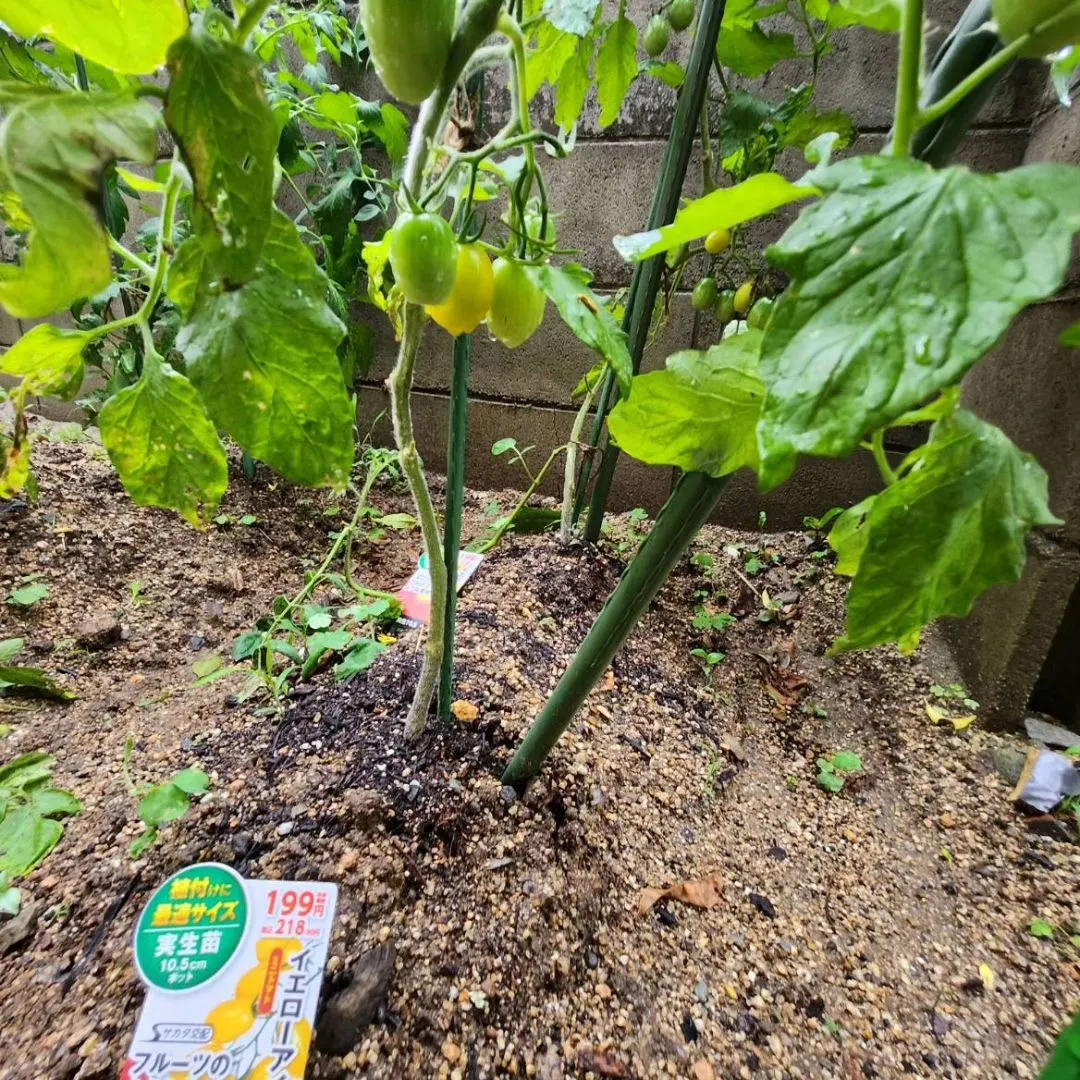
[576,0,727,540]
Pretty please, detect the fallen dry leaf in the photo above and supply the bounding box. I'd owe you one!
[575,1049,631,1078]
[952,714,975,732]
[979,963,995,991]
[692,1061,715,1080]
[638,873,723,916]
[451,700,479,722]
[601,669,616,691]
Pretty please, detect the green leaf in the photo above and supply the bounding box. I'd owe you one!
[166,29,278,286]
[128,827,158,859]
[0,752,53,789]
[0,639,22,664]
[232,632,264,661]
[608,331,764,478]
[526,263,632,394]
[1051,46,1080,108]
[830,751,862,773]
[334,639,387,681]
[0,91,158,318]
[1030,918,1056,940]
[546,0,601,36]
[595,15,638,129]
[527,20,579,98]
[0,806,63,877]
[816,767,844,793]
[305,608,333,630]
[0,0,188,74]
[0,881,19,915]
[7,582,47,607]
[311,90,357,127]
[554,32,594,130]
[781,109,855,154]
[492,438,518,456]
[717,25,796,78]
[0,665,74,701]
[136,782,190,828]
[99,358,228,527]
[718,90,777,159]
[25,783,81,818]
[1061,320,1080,348]
[171,768,210,796]
[0,325,89,399]
[827,495,876,576]
[827,0,901,32]
[613,173,819,263]
[641,61,685,88]
[302,630,355,678]
[758,158,1080,489]
[178,211,354,490]
[372,103,409,163]
[833,411,1061,654]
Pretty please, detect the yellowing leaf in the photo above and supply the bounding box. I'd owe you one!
[925,703,947,725]
[0,325,89,399]
[451,700,480,722]
[979,963,995,991]
[0,0,188,74]
[951,714,975,733]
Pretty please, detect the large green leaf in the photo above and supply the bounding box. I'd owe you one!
[827,0,901,32]
[608,331,764,478]
[717,25,796,78]
[526,20,579,98]
[99,357,229,527]
[526,263,632,394]
[0,0,187,74]
[613,173,819,263]
[834,410,1060,654]
[137,782,190,828]
[1041,1013,1080,1080]
[0,806,63,877]
[554,32,595,130]
[166,30,278,286]
[0,91,158,318]
[595,14,637,129]
[758,157,1080,489]
[0,324,89,399]
[177,211,354,490]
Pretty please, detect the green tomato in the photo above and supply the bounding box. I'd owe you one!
[644,15,671,57]
[747,296,774,330]
[692,277,718,312]
[389,212,458,305]
[667,0,695,32]
[487,258,546,349]
[714,289,736,325]
[359,0,455,104]
[992,0,1080,56]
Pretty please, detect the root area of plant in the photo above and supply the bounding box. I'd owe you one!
[1,437,1076,1080]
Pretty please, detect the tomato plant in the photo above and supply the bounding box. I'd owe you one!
[504,0,1080,792]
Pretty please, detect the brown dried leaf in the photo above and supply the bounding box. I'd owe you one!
[692,1062,715,1080]
[575,1048,632,1078]
[638,873,723,915]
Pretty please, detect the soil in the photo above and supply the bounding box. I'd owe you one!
[1,434,1078,1080]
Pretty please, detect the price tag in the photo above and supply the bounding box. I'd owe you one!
[123,863,337,1080]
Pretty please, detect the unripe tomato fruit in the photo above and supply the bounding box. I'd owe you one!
[714,289,736,324]
[992,0,1080,56]
[425,244,494,337]
[733,280,754,316]
[644,15,671,56]
[667,0,696,32]
[487,258,546,349]
[704,228,731,255]
[747,296,774,330]
[389,212,458,306]
[359,0,455,104]
[692,277,718,312]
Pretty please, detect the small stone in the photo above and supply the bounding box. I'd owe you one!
[189,634,207,651]
[442,1041,462,1064]
[692,1062,715,1080]
[844,828,858,843]
[595,982,612,1000]
[1025,715,1080,750]
[940,815,956,829]
[74,615,122,650]
[316,944,396,1056]
[694,979,709,1004]
[500,785,517,806]
[276,821,294,837]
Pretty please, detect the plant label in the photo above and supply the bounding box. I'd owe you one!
[397,550,484,626]
[124,862,338,1080]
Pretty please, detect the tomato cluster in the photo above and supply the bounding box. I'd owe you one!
[644,0,697,57]
[387,214,547,347]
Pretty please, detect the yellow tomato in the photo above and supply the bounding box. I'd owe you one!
[704,228,731,255]
[733,280,755,315]
[425,243,494,337]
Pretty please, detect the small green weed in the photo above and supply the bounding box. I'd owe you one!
[123,737,210,858]
[817,751,863,793]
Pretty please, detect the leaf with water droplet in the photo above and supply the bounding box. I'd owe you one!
[757,156,1080,488]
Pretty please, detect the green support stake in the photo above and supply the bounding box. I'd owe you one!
[575,0,727,541]
[438,333,471,720]
[503,471,730,789]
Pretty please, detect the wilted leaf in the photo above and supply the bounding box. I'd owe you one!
[638,872,723,915]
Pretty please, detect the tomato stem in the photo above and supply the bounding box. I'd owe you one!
[890,0,925,157]
[916,1,1080,131]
